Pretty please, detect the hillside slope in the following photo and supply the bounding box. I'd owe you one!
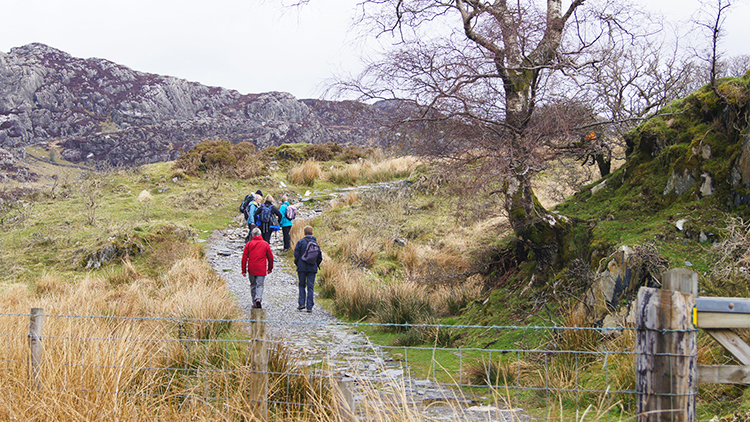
[541,73,750,321]
[0,44,398,178]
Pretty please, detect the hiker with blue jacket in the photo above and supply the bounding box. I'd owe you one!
[242,191,262,242]
[278,194,295,252]
[253,194,283,244]
[294,225,322,313]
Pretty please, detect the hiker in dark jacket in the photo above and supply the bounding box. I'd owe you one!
[293,226,323,312]
[253,194,283,244]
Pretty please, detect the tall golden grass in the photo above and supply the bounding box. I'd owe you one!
[326,156,418,186]
[0,247,375,420]
[288,160,323,186]
[0,250,289,420]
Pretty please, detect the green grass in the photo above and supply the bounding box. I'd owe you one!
[6,118,750,420]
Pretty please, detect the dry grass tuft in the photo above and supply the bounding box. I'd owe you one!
[317,256,347,299]
[397,242,421,275]
[326,156,418,186]
[34,272,69,297]
[372,281,433,331]
[367,156,418,182]
[465,355,535,387]
[327,164,363,185]
[338,230,378,269]
[332,268,380,320]
[332,190,359,208]
[289,218,311,246]
[288,160,323,186]
[429,276,483,317]
[710,215,750,281]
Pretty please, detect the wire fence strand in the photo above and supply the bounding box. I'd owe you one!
[0,311,655,421]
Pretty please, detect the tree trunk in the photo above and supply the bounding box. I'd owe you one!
[504,172,570,275]
[596,151,612,177]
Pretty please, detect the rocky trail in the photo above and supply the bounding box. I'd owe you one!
[204,203,525,422]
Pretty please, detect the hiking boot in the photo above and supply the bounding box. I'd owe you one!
[306,309,312,313]
[297,305,305,311]
[254,300,262,309]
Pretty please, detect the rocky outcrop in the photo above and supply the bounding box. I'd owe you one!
[580,245,665,327]
[0,43,394,171]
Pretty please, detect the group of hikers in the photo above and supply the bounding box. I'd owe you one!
[238,190,323,313]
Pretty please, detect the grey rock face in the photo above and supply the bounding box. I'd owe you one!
[0,43,393,169]
[663,168,697,196]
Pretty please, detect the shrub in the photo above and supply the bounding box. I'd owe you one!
[257,145,277,163]
[338,145,374,163]
[233,157,265,179]
[172,139,262,179]
[200,140,236,170]
[275,143,307,163]
[304,143,338,161]
[232,141,256,161]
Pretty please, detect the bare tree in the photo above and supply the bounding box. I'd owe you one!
[566,24,697,173]
[334,0,651,273]
[722,54,750,77]
[79,172,102,226]
[693,0,734,90]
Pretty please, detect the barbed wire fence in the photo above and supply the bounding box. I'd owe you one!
[0,309,645,421]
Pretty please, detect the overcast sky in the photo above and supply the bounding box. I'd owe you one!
[1,0,748,100]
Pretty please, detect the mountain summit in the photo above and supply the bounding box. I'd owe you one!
[0,43,389,172]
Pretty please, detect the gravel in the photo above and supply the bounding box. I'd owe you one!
[204,218,382,368]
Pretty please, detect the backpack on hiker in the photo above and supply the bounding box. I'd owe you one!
[285,205,297,220]
[259,203,273,224]
[301,239,321,265]
[239,195,252,218]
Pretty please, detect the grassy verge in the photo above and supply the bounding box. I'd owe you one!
[3,136,749,418]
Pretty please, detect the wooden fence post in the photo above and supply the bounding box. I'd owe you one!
[662,268,698,296]
[636,269,697,422]
[249,308,268,421]
[28,308,44,389]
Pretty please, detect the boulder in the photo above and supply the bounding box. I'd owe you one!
[580,245,661,323]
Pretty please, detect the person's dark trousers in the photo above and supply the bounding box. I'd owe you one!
[298,271,316,310]
[282,226,292,250]
[262,229,272,244]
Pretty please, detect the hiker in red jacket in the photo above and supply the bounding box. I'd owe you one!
[241,227,274,309]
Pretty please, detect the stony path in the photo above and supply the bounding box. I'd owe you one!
[205,206,527,422]
[205,225,383,370]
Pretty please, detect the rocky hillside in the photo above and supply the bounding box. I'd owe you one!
[0,43,394,178]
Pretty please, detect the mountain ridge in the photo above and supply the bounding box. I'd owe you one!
[0,43,392,179]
